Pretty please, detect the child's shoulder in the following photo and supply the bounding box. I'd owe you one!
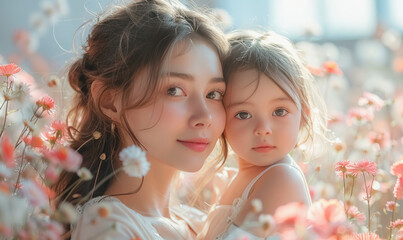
[247,160,311,214]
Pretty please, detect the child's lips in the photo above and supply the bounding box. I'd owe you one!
[252,144,276,153]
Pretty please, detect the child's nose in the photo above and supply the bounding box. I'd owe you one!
[254,120,272,136]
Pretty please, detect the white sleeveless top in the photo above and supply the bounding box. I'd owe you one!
[198,156,310,240]
[72,196,205,240]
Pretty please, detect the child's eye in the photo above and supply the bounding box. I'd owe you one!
[235,112,251,120]
[273,108,288,117]
[167,87,186,96]
[206,90,224,100]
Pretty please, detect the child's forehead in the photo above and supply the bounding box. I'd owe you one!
[227,68,261,88]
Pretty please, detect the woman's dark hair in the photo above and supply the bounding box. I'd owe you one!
[53,0,228,208]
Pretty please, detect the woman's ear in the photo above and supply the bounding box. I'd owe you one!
[91,80,120,121]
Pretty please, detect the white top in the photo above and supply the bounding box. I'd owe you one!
[72,196,204,240]
[198,156,309,240]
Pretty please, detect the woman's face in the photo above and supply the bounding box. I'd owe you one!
[122,37,226,172]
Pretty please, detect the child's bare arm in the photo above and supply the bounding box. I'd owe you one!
[234,164,310,237]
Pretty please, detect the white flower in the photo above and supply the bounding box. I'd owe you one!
[119,145,149,178]
[0,192,28,228]
[258,214,275,233]
[0,163,11,178]
[20,180,48,207]
[251,198,262,213]
[77,167,93,181]
[58,202,79,224]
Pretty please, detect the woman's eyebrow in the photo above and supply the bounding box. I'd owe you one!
[166,72,224,83]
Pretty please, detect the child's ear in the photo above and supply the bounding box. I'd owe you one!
[91,80,120,121]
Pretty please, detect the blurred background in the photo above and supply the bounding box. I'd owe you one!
[1,0,403,237]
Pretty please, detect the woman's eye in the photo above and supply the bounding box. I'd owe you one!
[273,108,288,117]
[235,112,251,120]
[167,87,186,96]
[206,90,224,100]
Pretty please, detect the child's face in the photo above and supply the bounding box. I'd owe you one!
[123,38,226,172]
[224,69,301,167]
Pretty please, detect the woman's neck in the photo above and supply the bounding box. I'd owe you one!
[104,156,177,218]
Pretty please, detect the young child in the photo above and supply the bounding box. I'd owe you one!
[198,30,328,239]
[53,0,229,239]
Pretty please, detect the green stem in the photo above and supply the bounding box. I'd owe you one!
[349,177,355,201]
[362,173,371,232]
[388,197,397,240]
[0,100,9,137]
[13,145,27,194]
[77,168,123,206]
[54,178,83,203]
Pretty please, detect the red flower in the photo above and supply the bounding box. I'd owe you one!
[23,136,44,148]
[36,95,55,111]
[335,160,351,178]
[0,135,15,168]
[0,63,21,77]
[322,61,343,75]
[391,159,403,177]
[346,160,377,177]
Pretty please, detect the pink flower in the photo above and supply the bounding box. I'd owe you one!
[347,206,365,223]
[346,107,374,126]
[346,160,377,177]
[391,219,403,229]
[397,229,403,240]
[367,131,391,149]
[0,63,21,77]
[36,95,55,111]
[44,165,60,183]
[322,61,343,75]
[335,160,351,178]
[353,232,381,240]
[328,111,345,126]
[44,147,82,172]
[393,177,403,199]
[386,201,399,212]
[391,159,403,177]
[273,202,308,230]
[307,199,350,238]
[358,92,384,111]
[0,135,15,168]
[51,120,67,139]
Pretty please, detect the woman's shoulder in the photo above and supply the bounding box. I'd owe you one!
[71,196,161,240]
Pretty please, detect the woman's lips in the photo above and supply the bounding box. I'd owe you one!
[252,145,276,153]
[177,138,209,152]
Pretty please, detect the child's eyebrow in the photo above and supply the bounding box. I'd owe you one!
[165,72,224,83]
[226,97,293,109]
